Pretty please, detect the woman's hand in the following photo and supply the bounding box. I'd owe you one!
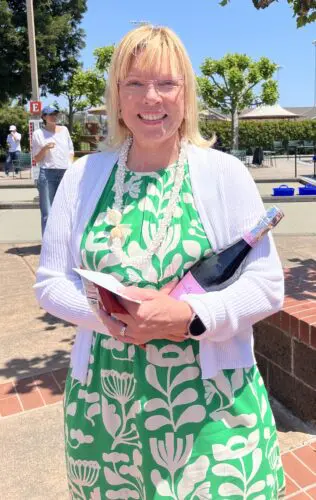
[112,281,193,345]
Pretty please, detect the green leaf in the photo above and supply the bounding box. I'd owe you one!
[219,0,316,28]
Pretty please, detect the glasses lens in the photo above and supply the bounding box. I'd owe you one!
[121,78,183,95]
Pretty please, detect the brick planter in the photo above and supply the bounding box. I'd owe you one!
[254,267,316,423]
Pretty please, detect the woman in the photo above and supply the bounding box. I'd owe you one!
[32,105,74,234]
[35,26,285,499]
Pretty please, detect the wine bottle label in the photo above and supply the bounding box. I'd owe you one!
[170,271,206,299]
[243,206,283,247]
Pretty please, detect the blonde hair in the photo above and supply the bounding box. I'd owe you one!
[106,25,213,149]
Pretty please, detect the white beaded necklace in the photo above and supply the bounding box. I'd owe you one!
[105,136,187,267]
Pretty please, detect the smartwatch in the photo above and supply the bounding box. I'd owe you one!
[188,313,207,338]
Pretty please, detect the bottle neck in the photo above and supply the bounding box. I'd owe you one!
[243,218,271,247]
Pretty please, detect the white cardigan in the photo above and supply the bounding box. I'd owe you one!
[34,144,284,383]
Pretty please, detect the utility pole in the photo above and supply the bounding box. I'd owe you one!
[26,0,39,101]
[26,0,41,183]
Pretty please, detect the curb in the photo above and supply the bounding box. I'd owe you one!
[262,195,316,202]
[0,201,39,209]
[255,178,300,184]
[0,183,35,189]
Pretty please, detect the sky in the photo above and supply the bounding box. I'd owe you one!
[48,0,316,108]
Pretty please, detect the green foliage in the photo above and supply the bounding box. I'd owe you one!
[62,68,105,133]
[200,119,316,151]
[0,105,29,151]
[219,0,316,28]
[0,0,87,102]
[94,46,115,74]
[199,54,278,114]
[61,45,114,133]
[70,121,85,151]
[63,69,105,111]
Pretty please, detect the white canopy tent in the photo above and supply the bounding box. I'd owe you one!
[240,104,298,120]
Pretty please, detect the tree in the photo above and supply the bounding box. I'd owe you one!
[94,45,115,74]
[0,0,87,103]
[60,45,115,133]
[198,54,278,148]
[219,0,316,27]
[61,68,106,133]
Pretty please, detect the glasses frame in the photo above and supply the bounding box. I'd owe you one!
[118,77,185,96]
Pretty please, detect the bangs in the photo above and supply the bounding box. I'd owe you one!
[116,27,185,81]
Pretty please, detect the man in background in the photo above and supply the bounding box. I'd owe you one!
[5,125,22,175]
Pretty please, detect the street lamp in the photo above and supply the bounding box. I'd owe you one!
[312,40,316,107]
[129,20,151,26]
[276,65,284,84]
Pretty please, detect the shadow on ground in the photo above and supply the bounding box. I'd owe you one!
[38,311,73,331]
[0,309,74,387]
[284,258,316,301]
[0,348,71,395]
[5,244,41,256]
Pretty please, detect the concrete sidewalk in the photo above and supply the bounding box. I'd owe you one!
[0,241,74,499]
[0,239,316,499]
[1,154,316,498]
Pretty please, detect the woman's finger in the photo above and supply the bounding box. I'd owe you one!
[166,334,187,342]
[98,308,125,332]
[119,286,158,301]
[111,312,134,325]
[160,278,179,295]
[115,334,143,345]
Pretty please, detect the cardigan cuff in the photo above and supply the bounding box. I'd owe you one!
[180,292,227,341]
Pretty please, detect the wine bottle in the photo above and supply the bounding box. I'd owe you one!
[170,206,284,299]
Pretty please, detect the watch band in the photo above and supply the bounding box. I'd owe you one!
[188,313,207,338]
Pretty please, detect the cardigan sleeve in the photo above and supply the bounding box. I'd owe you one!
[181,156,284,342]
[34,162,111,334]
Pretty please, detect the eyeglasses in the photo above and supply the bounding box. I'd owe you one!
[119,77,184,96]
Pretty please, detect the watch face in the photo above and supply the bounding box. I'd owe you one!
[190,315,206,336]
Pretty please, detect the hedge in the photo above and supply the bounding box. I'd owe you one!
[199,119,316,151]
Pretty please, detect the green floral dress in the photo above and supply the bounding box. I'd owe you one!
[64,162,285,499]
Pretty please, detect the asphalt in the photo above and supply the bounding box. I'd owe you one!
[0,163,316,499]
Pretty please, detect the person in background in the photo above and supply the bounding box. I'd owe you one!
[213,132,226,152]
[5,125,22,175]
[32,105,74,235]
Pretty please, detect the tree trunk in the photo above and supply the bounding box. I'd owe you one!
[231,108,239,149]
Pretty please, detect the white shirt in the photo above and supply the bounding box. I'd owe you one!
[7,132,21,152]
[34,145,284,383]
[32,126,74,170]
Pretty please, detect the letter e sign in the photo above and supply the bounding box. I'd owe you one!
[30,101,42,115]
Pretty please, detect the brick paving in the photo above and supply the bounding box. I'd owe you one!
[0,368,66,417]
[1,365,315,498]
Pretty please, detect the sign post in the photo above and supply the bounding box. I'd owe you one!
[29,102,42,181]
[29,119,42,181]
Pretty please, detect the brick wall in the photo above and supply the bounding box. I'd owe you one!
[254,267,316,423]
